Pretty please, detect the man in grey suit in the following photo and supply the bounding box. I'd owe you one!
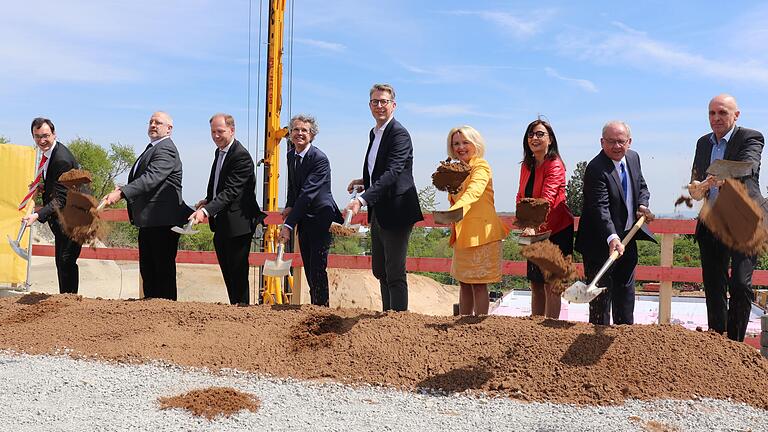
[105,111,191,300]
[345,83,424,312]
[688,94,765,341]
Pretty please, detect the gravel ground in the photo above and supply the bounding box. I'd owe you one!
[0,352,765,432]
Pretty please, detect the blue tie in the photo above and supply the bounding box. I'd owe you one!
[620,162,628,200]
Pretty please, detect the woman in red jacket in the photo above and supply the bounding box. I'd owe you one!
[516,119,575,319]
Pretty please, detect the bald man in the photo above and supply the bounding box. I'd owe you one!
[689,94,765,341]
[105,111,192,300]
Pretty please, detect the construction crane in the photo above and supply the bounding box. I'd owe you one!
[259,0,290,304]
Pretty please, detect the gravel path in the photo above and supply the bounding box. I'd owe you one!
[0,352,765,431]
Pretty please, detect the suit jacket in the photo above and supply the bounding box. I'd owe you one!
[285,144,343,230]
[575,149,655,260]
[121,136,191,227]
[691,126,765,237]
[38,142,79,224]
[204,140,266,238]
[360,118,423,229]
[447,157,510,248]
[516,156,574,234]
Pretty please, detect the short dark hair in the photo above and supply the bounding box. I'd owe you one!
[31,117,55,134]
[522,119,561,169]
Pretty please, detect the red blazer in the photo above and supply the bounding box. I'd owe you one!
[516,156,574,234]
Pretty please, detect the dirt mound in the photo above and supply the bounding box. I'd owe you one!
[158,387,261,420]
[0,295,766,409]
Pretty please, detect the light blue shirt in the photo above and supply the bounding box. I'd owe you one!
[708,126,735,202]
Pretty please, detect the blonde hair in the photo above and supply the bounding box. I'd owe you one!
[446,125,486,159]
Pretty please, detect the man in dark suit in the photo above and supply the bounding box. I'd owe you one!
[189,113,266,305]
[687,94,764,342]
[104,111,191,300]
[22,117,82,294]
[345,83,424,312]
[575,120,656,325]
[277,114,343,307]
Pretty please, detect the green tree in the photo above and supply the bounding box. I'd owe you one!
[566,160,587,216]
[0,135,10,144]
[68,138,135,199]
[417,185,438,213]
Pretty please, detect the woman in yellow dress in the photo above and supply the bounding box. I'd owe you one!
[446,126,510,315]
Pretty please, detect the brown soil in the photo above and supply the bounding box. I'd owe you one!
[673,195,693,208]
[432,159,470,194]
[58,168,93,188]
[1,294,767,409]
[515,198,550,229]
[329,222,358,237]
[55,189,107,244]
[158,387,261,420]
[700,179,768,255]
[521,240,577,293]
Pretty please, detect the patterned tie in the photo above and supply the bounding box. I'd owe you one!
[18,154,49,210]
[620,162,628,201]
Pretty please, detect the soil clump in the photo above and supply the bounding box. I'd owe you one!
[699,179,768,255]
[431,158,471,194]
[673,195,693,208]
[1,294,767,409]
[158,387,261,420]
[514,198,549,229]
[520,240,577,293]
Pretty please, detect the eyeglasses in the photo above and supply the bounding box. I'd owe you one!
[603,139,629,146]
[527,131,548,139]
[33,133,52,140]
[369,99,393,107]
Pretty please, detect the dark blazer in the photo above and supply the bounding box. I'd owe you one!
[360,119,423,229]
[121,136,191,227]
[575,149,655,259]
[691,126,765,233]
[38,142,79,223]
[285,144,342,229]
[204,140,266,237]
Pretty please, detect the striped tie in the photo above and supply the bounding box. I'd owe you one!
[18,154,49,210]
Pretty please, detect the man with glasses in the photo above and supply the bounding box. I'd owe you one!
[575,121,656,325]
[189,113,266,305]
[278,114,342,307]
[345,83,423,312]
[687,94,765,342]
[104,111,191,300]
[22,117,83,294]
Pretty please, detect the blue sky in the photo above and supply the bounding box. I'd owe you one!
[3,0,768,214]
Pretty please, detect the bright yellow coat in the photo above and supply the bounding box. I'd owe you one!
[448,157,510,249]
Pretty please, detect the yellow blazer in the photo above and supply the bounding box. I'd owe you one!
[448,157,510,249]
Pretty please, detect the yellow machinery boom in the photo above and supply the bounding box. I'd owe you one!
[261,0,289,304]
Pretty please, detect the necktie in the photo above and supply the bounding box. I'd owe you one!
[620,162,628,201]
[213,150,226,192]
[131,143,153,177]
[18,154,49,210]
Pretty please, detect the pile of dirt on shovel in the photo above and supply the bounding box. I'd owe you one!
[0,294,767,409]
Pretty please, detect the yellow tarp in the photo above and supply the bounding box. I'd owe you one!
[0,143,36,284]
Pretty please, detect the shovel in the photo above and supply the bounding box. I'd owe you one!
[8,206,34,260]
[518,230,551,245]
[433,207,464,225]
[706,159,753,179]
[171,219,199,235]
[330,187,363,235]
[562,215,647,303]
[263,241,292,277]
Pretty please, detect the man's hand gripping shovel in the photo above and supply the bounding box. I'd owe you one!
[562,215,647,303]
[330,186,363,236]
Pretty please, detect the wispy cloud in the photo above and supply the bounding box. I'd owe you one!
[295,38,347,53]
[544,67,598,93]
[402,63,532,84]
[446,9,557,38]
[557,21,768,86]
[403,103,515,119]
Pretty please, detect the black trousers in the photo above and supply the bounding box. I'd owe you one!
[50,220,81,294]
[370,213,413,312]
[138,226,179,300]
[697,225,755,342]
[586,240,638,325]
[298,221,332,307]
[214,231,253,305]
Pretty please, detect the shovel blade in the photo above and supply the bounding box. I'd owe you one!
[7,235,28,261]
[171,221,198,235]
[561,281,606,303]
[263,258,292,277]
[518,230,551,245]
[433,208,463,224]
